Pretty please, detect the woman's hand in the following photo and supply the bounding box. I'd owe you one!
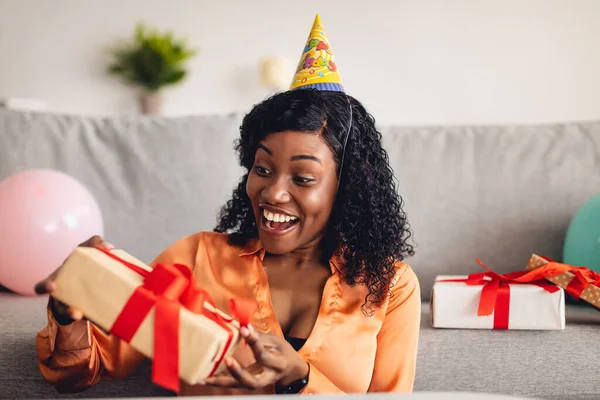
[204,326,309,390]
[34,235,114,325]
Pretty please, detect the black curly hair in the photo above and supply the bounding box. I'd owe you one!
[215,89,414,314]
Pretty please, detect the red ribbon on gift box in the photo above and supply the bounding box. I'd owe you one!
[538,256,600,302]
[98,249,256,393]
[440,260,566,329]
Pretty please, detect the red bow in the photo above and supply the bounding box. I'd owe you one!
[440,260,564,329]
[99,249,256,392]
[568,268,600,300]
[539,256,600,301]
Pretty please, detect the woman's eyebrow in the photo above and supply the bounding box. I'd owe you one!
[258,144,272,155]
[291,155,322,164]
[259,144,322,165]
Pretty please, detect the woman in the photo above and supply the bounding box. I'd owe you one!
[34,15,420,396]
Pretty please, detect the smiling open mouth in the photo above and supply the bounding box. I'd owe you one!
[261,208,300,232]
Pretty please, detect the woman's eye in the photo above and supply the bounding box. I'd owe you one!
[294,176,315,184]
[255,166,270,176]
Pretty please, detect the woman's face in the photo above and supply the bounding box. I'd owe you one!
[246,130,338,255]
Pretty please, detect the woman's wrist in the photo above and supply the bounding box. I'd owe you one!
[276,361,310,393]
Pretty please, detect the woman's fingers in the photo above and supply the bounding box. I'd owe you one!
[86,235,114,251]
[204,358,277,389]
[32,234,110,325]
[203,374,239,387]
[224,358,263,389]
[84,235,105,248]
[36,275,80,322]
[242,327,271,362]
[33,235,112,296]
[241,327,287,370]
[34,268,60,295]
[68,307,84,321]
[34,277,55,295]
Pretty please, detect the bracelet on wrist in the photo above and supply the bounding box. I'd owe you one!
[275,363,310,394]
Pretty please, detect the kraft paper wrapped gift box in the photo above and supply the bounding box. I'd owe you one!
[430,274,565,330]
[525,253,600,309]
[50,246,254,391]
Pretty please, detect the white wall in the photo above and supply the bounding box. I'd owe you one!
[1,0,600,125]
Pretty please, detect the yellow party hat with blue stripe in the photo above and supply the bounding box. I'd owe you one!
[290,14,344,92]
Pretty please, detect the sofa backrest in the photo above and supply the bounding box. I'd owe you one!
[0,109,243,267]
[381,123,600,297]
[2,109,599,300]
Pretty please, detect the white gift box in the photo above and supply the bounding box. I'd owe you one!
[430,275,565,330]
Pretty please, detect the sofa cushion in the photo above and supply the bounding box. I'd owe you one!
[0,293,173,398]
[3,292,599,399]
[415,302,600,399]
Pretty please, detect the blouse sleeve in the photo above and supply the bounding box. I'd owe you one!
[367,264,421,392]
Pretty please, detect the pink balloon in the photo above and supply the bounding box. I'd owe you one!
[0,169,103,295]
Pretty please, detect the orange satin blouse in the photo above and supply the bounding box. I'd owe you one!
[36,232,421,396]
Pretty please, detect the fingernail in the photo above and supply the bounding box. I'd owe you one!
[240,327,250,337]
[248,324,255,333]
[225,358,233,367]
[103,241,115,250]
[197,380,206,386]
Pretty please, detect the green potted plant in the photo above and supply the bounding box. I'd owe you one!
[107,23,198,115]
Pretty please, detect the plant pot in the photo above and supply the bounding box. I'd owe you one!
[140,92,163,115]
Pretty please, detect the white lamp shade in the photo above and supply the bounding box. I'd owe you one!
[260,57,290,90]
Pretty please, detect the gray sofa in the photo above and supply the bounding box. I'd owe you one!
[1,109,599,399]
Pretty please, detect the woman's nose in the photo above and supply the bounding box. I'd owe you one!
[262,178,291,204]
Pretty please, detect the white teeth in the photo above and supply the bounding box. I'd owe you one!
[262,209,297,223]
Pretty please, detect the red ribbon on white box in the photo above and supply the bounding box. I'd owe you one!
[440,259,563,329]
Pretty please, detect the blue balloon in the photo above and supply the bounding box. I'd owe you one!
[563,192,600,273]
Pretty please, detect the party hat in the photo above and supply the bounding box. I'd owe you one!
[290,14,344,92]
